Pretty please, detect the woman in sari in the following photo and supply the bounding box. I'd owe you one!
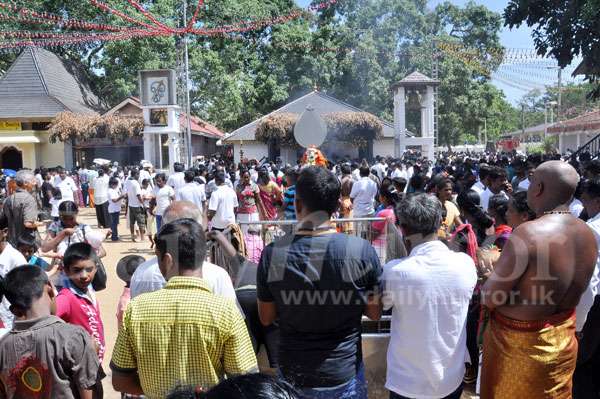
[370,185,401,262]
[257,169,282,222]
[71,169,85,207]
[487,194,512,249]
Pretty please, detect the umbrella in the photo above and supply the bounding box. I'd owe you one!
[2,169,16,177]
[93,158,111,166]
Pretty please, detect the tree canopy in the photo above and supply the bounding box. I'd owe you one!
[504,0,600,97]
[0,0,535,145]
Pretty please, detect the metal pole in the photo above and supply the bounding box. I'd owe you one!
[544,103,548,138]
[183,0,193,168]
[557,68,562,122]
[484,118,487,144]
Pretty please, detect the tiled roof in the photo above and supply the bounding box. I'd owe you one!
[224,90,398,141]
[547,110,600,134]
[179,114,224,139]
[0,47,102,118]
[104,96,224,139]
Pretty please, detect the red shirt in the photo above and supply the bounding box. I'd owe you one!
[56,284,105,361]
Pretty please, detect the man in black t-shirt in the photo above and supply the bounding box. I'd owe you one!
[257,166,382,398]
[40,173,53,211]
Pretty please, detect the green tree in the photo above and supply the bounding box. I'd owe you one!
[504,0,600,97]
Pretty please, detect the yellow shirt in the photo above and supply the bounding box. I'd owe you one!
[110,276,257,399]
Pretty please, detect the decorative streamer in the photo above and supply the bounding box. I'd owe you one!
[186,0,204,31]
[0,0,339,50]
[88,0,168,32]
[125,0,174,32]
[0,2,127,32]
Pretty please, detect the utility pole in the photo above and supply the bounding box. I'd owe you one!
[521,103,525,135]
[183,0,193,167]
[544,103,548,137]
[484,118,488,144]
[557,68,562,121]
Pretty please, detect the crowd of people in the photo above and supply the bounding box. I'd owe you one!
[0,149,598,399]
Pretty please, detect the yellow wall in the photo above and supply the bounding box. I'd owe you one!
[36,135,67,168]
[0,143,35,169]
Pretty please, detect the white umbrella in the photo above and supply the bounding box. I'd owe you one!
[93,158,111,166]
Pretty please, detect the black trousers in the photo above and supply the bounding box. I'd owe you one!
[95,202,110,228]
[573,295,600,399]
[236,287,280,368]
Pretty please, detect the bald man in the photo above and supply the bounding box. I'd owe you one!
[129,201,237,301]
[480,161,597,399]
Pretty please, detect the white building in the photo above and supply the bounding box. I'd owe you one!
[223,90,405,164]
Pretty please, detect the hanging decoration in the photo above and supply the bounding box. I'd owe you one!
[255,111,383,149]
[0,0,338,50]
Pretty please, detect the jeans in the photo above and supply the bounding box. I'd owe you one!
[299,363,367,399]
[156,214,163,231]
[81,183,89,206]
[390,383,463,399]
[110,212,120,241]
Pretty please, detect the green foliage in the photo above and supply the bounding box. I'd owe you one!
[0,0,536,146]
[504,0,600,98]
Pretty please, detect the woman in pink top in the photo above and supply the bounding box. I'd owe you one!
[371,185,401,262]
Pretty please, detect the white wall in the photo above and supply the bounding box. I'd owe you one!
[561,134,578,154]
[373,138,395,157]
[233,141,267,163]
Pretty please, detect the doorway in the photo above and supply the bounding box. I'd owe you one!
[0,146,23,170]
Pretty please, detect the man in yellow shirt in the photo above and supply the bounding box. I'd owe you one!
[110,219,257,399]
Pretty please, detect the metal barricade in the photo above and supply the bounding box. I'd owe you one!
[208,218,400,398]
[234,217,406,265]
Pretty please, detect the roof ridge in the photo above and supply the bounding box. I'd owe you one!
[47,95,70,112]
[29,47,49,95]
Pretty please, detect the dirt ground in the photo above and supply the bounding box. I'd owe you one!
[72,208,477,399]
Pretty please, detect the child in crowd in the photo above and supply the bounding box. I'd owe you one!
[0,266,102,398]
[115,255,145,327]
[141,179,156,247]
[16,234,53,272]
[55,242,106,364]
[49,186,62,221]
[108,177,126,242]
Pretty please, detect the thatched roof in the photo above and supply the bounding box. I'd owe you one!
[49,112,144,143]
[255,111,384,148]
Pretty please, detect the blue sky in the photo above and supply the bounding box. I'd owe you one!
[296,0,582,104]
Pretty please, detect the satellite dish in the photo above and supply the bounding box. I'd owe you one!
[294,105,327,148]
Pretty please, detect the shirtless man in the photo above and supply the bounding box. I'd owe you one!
[480,161,597,398]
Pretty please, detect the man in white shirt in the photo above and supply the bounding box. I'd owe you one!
[350,165,378,217]
[92,169,110,228]
[471,164,490,196]
[0,224,27,334]
[167,163,186,194]
[480,166,509,211]
[372,157,387,181]
[152,173,175,231]
[126,169,146,242]
[208,171,238,230]
[176,170,206,214]
[129,201,237,303]
[139,163,153,188]
[383,194,477,399]
[574,177,600,397]
[54,167,77,202]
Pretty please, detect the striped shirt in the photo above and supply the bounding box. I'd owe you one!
[110,276,257,399]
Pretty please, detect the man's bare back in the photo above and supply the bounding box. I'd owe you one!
[341,175,353,198]
[482,160,597,321]
[489,214,597,321]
